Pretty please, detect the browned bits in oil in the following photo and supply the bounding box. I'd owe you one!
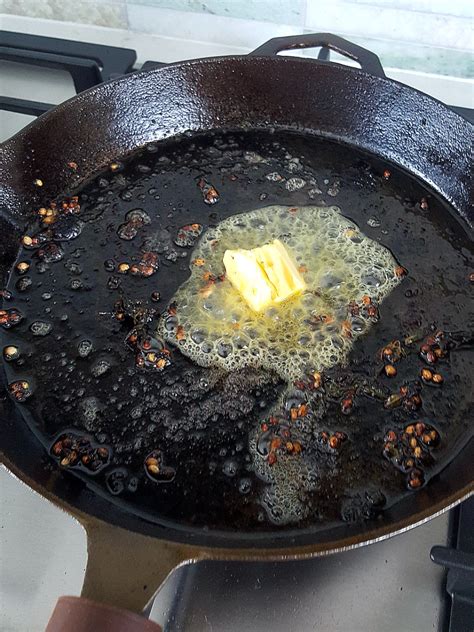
[367,304,379,319]
[270,438,282,451]
[147,462,160,475]
[407,469,424,489]
[60,453,77,467]
[415,422,425,436]
[197,177,220,205]
[341,319,352,338]
[421,368,433,382]
[110,162,121,172]
[297,403,308,417]
[40,207,58,225]
[329,435,340,449]
[348,300,360,317]
[22,235,33,247]
[290,408,298,421]
[151,291,161,302]
[384,393,403,410]
[97,447,109,460]
[267,452,277,466]
[421,429,439,446]
[383,169,391,180]
[311,371,322,389]
[52,441,63,456]
[425,350,436,363]
[341,391,354,415]
[67,161,78,170]
[34,178,43,187]
[0,308,23,329]
[145,455,159,470]
[385,430,397,442]
[8,380,31,402]
[395,266,408,278]
[420,197,429,210]
[193,258,206,267]
[3,345,19,361]
[174,223,203,248]
[59,196,80,215]
[130,251,159,277]
[51,432,111,474]
[16,261,30,274]
[469,272,474,283]
[118,262,130,274]
[404,393,422,412]
[432,373,443,385]
[384,364,397,377]
[176,325,186,341]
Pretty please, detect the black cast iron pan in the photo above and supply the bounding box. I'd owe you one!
[1,33,473,630]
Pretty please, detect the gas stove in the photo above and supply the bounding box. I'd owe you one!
[1,27,473,632]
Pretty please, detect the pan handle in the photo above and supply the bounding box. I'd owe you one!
[249,33,386,78]
[44,518,200,631]
[80,520,195,613]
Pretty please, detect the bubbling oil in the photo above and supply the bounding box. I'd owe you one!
[159,205,402,381]
[159,204,404,525]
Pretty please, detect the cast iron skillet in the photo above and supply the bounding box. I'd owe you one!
[1,33,473,629]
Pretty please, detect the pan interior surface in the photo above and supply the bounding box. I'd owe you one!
[1,129,473,534]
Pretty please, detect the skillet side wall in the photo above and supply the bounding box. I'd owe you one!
[0,56,473,549]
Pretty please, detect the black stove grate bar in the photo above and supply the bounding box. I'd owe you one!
[0,30,137,116]
[0,95,54,117]
[431,495,474,632]
[0,31,137,77]
[1,47,103,93]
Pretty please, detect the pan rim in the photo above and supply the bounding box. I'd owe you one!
[1,53,472,154]
[2,440,473,551]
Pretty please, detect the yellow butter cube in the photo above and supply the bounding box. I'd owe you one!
[223,239,306,312]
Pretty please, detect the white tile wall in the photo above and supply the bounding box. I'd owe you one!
[305,1,472,50]
[1,0,128,28]
[126,4,302,47]
[0,2,473,79]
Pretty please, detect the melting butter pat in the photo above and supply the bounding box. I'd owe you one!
[223,239,306,312]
